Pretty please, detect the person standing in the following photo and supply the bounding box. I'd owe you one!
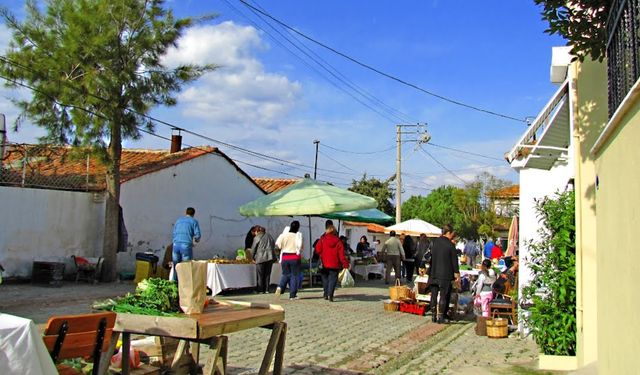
[356,235,370,256]
[483,238,495,260]
[252,226,276,294]
[464,239,480,268]
[275,220,303,300]
[245,225,258,252]
[172,207,201,281]
[402,234,416,283]
[428,224,460,324]
[315,225,350,301]
[415,234,430,269]
[381,231,405,284]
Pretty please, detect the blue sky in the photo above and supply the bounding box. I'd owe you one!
[0,1,566,198]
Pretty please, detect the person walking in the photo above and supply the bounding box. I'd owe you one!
[483,238,495,260]
[315,224,350,302]
[381,231,405,284]
[275,220,303,300]
[171,207,201,282]
[428,224,460,324]
[252,226,276,294]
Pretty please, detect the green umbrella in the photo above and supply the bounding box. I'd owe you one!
[239,178,377,216]
[321,208,394,225]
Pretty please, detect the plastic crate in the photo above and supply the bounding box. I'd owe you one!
[399,301,427,316]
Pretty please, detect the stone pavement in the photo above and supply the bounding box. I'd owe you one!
[0,279,550,374]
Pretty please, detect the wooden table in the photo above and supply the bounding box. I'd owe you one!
[110,301,286,375]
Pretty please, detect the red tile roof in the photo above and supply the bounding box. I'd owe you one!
[1,144,265,193]
[343,221,387,233]
[252,177,299,193]
[488,185,519,199]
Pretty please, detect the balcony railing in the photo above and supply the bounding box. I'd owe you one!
[607,0,640,118]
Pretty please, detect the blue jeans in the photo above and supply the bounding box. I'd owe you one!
[321,268,339,299]
[172,242,193,282]
[279,259,301,298]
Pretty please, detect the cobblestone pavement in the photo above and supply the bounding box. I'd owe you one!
[1,279,549,374]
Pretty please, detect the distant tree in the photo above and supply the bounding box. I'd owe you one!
[401,185,465,233]
[535,0,610,62]
[349,174,395,216]
[475,171,511,210]
[0,0,216,281]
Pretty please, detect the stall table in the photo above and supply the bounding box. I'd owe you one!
[353,263,385,280]
[113,301,286,375]
[0,313,57,375]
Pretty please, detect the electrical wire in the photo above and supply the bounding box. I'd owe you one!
[418,145,468,185]
[237,0,527,123]
[320,142,395,155]
[237,0,417,124]
[426,142,504,162]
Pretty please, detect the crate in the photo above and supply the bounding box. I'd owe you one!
[32,261,65,286]
[383,299,400,312]
[399,301,427,316]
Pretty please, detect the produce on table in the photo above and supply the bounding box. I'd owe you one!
[208,258,253,264]
[93,278,180,316]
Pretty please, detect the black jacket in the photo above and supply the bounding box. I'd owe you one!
[428,236,459,282]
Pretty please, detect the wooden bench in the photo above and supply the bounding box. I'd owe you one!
[43,312,116,375]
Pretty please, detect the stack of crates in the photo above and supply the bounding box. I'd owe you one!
[134,252,161,283]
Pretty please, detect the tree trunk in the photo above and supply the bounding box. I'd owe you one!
[101,123,122,282]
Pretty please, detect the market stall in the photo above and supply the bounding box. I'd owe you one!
[353,263,385,280]
[113,300,286,375]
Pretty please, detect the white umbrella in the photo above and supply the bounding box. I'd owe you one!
[384,219,442,237]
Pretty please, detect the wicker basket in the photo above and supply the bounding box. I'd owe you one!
[486,314,508,338]
[389,279,411,301]
[383,299,400,312]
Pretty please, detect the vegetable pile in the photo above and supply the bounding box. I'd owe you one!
[93,278,180,316]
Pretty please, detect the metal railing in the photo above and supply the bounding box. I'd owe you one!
[0,142,101,191]
[607,0,640,118]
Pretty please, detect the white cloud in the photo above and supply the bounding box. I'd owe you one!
[164,22,301,128]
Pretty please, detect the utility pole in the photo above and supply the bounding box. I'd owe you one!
[313,140,319,179]
[395,123,431,223]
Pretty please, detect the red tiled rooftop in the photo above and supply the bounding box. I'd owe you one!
[1,144,263,192]
[488,185,519,199]
[252,177,299,193]
[343,221,387,233]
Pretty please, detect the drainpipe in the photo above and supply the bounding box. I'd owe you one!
[0,114,6,171]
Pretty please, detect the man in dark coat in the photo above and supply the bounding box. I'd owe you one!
[428,224,460,324]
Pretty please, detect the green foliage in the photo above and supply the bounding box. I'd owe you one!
[1,0,216,150]
[534,0,610,62]
[1,0,216,280]
[349,174,395,216]
[522,191,576,356]
[94,278,181,316]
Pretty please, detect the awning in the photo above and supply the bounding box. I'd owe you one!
[506,80,571,170]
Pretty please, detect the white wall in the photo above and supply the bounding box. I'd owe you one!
[0,186,105,277]
[517,163,572,302]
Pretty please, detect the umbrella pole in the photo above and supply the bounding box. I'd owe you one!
[308,216,313,287]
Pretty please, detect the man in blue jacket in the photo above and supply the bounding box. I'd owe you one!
[172,207,202,281]
[483,238,495,259]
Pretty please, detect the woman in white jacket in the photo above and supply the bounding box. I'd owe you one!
[274,220,303,300]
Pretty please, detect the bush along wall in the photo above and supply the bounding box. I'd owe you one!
[522,190,576,356]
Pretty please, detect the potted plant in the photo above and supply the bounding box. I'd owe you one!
[521,191,577,370]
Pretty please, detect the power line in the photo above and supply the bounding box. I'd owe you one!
[418,145,468,185]
[236,0,417,124]
[237,0,527,124]
[426,142,504,162]
[320,142,395,155]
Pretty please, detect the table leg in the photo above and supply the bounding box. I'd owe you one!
[171,339,188,368]
[203,336,227,375]
[98,331,120,375]
[121,332,131,375]
[258,322,286,375]
[273,322,287,375]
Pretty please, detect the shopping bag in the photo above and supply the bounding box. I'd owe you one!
[341,269,355,288]
[338,268,348,283]
[175,260,208,314]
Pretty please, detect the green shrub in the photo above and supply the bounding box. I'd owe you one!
[522,191,576,356]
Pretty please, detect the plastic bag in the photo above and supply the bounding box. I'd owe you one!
[110,347,141,369]
[341,269,355,288]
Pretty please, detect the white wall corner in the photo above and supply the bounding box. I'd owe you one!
[550,46,573,84]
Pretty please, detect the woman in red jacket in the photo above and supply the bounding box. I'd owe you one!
[315,225,350,302]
